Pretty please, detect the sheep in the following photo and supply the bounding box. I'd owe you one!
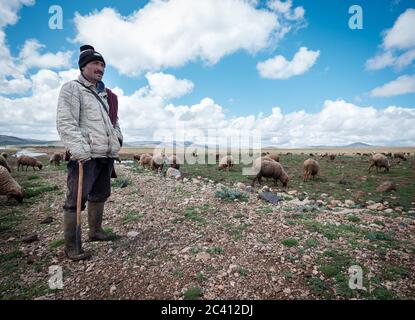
[17,155,43,171]
[168,155,180,170]
[303,158,320,181]
[0,155,11,173]
[368,153,390,173]
[218,155,234,171]
[267,153,280,162]
[1,152,7,159]
[393,152,407,161]
[252,158,289,188]
[151,153,167,172]
[49,153,63,166]
[215,153,220,163]
[329,154,336,161]
[0,166,24,203]
[261,152,270,157]
[139,153,152,168]
[133,154,141,162]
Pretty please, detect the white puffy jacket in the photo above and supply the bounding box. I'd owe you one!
[56,75,123,161]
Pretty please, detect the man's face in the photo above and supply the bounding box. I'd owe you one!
[82,60,105,83]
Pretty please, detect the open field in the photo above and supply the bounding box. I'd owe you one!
[0,146,414,299]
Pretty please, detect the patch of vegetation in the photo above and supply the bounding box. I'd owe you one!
[237,267,248,277]
[183,286,203,300]
[215,188,248,202]
[49,239,64,249]
[184,206,207,225]
[24,184,59,198]
[381,265,409,281]
[224,223,249,240]
[206,246,224,255]
[347,215,361,223]
[122,211,143,224]
[306,238,319,248]
[173,267,184,278]
[196,272,207,282]
[281,238,299,247]
[111,177,130,188]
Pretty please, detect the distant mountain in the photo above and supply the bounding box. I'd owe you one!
[0,135,56,146]
[341,142,372,148]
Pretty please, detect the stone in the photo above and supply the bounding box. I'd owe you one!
[127,231,139,238]
[261,186,270,193]
[345,200,355,207]
[166,167,181,179]
[245,186,254,193]
[196,252,211,263]
[258,192,282,204]
[236,182,246,191]
[40,216,54,224]
[330,199,342,207]
[367,203,385,211]
[376,182,397,193]
[288,190,298,195]
[22,234,38,243]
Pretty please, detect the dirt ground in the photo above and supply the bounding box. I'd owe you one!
[1,155,414,300]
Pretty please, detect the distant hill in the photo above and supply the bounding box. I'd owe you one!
[341,142,372,148]
[0,135,56,146]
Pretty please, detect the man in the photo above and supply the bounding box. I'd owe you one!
[57,45,123,261]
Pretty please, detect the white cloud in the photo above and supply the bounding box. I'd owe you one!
[257,46,319,79]
[2,68,414,147]
[18,39,72,71]
[383,8,415,50]
[366,9,415,71]
[145,72,194,99]
[73,0,304,76]
[0,1,73,95]
[370,74,415,97]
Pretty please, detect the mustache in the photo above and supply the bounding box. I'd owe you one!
[94,71,103,75]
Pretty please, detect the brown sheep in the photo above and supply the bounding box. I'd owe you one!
[151,153,167,172]
[252,159,289,188]
[0,166,24,203]
[49,153,63,166]
[133,154,141,162]
[393,152,407,161]
[267,153,280,162]
[303,158,320,181]
[368,153,390,173]
[17,155,43,171]
[218,155,234,171]
[0,155,11,173]
[329,154,336,161]
[139,153,152,168]
[168,155,180,170]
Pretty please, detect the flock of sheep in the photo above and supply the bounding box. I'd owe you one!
[0,149,411,204]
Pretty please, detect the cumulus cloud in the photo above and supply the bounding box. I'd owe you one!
[257,46,320,79]
[0,1,73,95]
[1,68,414,147]
[370,74,415,97]
[144,72,194,99]
[366,9,415,71]
[73,0,305,76]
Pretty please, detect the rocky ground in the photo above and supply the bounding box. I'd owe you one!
[1,163,414,300]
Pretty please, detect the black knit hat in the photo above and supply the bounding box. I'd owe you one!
[78,45,106,70]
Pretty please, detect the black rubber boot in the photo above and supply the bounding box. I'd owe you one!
[87,201,115,241]
[63,210,92,261]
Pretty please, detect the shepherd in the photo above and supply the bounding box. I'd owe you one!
[56,45,123,261]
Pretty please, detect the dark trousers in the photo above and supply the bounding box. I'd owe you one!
[63,158,114,211]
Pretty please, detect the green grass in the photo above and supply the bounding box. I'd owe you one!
[206,246,224,255]
[111,177,130,188]
[224,223,249,240]
[281,238,299,247]
[215,188,248,202]
[196,272,207,282]
[122,211,144,224]
[183,286,203,300]
[49,239,65,249]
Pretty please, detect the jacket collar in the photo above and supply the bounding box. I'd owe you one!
[78,74,107,96]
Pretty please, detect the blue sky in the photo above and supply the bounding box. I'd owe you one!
[1,0,414,146]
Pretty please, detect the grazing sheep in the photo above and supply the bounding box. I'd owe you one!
[252,158,289,188]
[151,153,167,172]
[368,153,390,173]
[49,153,63,166]
[139,153,152,168]
[133,154,141,162]
[261,152,270,157]
[17,155,43,171]
[0,166,24,203]
[267,153,280,162]
[1,152,7,159]
[303,158,320,181]
[329,154,336,161]
[0,155,11,173]
[393,152,407,161]
[218,155,234,171]
[168,155,180,170]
